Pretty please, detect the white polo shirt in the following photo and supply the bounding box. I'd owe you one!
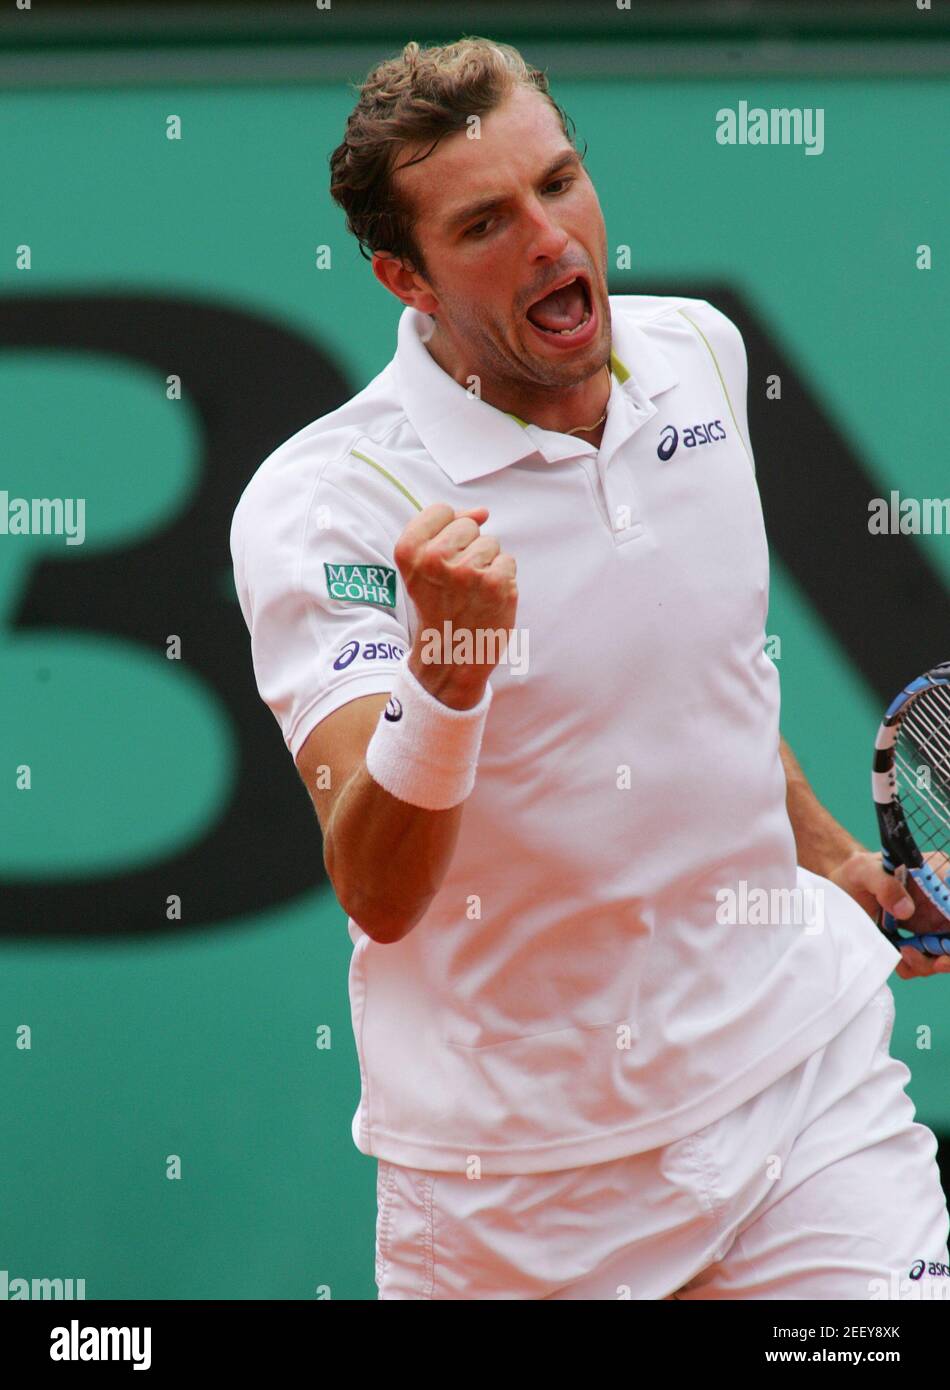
[230,294,898,1174]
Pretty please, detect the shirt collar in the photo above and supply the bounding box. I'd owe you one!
[393,296,679,485]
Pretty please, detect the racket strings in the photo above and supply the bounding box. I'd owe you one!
[901,690,950,778]
[894,777,950,860]
[894,744,950,832]
[921,685,950,768]
[907,686,950,777]
[895,692,950,863]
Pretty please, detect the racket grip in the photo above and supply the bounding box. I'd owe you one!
[877,906,950,956]
[877,907,904,949]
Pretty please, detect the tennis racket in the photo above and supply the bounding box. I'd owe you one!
[872,661,950,955]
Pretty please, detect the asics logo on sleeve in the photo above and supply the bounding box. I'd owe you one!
[384,697,403,722]
[332,639,406,670]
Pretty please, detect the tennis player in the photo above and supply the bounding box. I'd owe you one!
[230,38,950,1299]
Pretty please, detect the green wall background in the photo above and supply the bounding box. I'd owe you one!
[1,67,947,1298]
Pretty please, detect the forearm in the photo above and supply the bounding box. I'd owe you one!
[325,645,487,945]
[780,735,864,878]
[325,763,466,944]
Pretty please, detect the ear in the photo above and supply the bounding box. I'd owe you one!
[371,252,439,315]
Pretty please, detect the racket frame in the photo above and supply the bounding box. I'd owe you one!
[872,662,950,956]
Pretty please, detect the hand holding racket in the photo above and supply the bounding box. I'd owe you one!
[872,661,950,959]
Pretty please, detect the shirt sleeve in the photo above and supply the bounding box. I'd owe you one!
[230,461,412,764]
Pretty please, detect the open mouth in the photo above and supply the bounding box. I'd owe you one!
[525,275,593,337]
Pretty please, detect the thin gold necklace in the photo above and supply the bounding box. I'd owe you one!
[564,364,612,436]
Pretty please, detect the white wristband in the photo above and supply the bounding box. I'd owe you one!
[365,659,493,810]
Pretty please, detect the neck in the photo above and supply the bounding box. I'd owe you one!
[423,322,612,440]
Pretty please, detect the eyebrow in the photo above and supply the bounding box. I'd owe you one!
[443,149,582,233]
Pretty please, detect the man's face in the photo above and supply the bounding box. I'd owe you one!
[389,84,611,391]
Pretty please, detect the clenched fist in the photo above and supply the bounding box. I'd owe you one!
[393,503,518,709]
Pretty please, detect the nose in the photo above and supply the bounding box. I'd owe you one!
[524,196,570,263]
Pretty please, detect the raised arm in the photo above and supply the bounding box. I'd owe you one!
[296,503,517,945]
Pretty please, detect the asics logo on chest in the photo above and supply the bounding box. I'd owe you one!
[657,419,727,460]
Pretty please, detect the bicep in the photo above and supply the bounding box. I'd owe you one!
[295,691,390,836]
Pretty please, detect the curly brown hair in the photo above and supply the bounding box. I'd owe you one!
[328,36,580,279]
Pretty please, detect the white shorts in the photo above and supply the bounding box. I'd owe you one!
[374,982,950,1299]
